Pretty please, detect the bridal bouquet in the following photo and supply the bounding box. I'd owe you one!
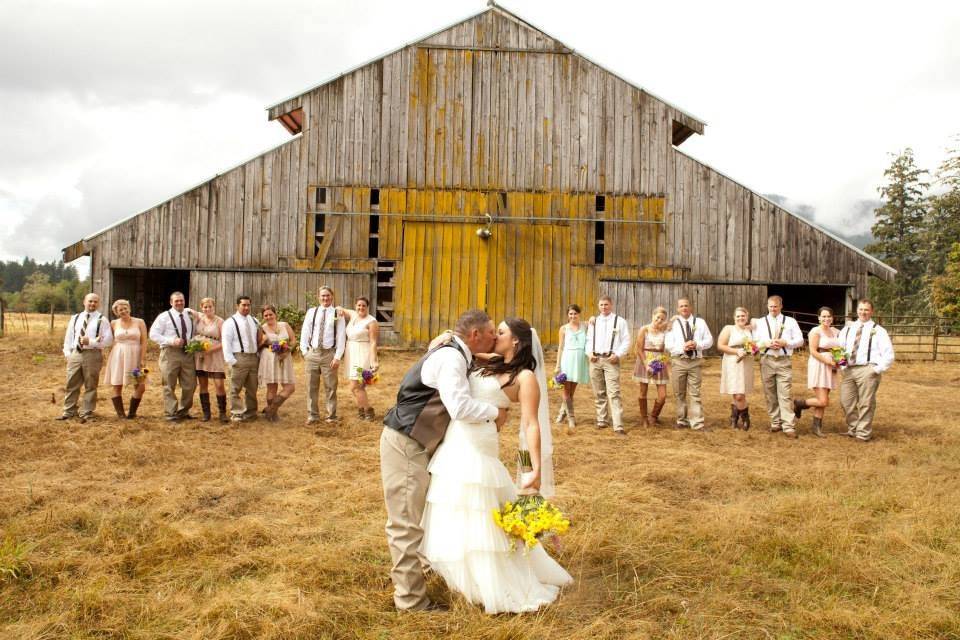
[493,495,571,551]
[184,337,211,355]
[548,372,567,389]
[355,366,380,385]
[646,353,667,375]
[129,367,149,385]
[830,347,849,368]
[737,338,760,362]
[270,338,291,357]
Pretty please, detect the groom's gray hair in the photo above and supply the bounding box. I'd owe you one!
[454,309,492,335]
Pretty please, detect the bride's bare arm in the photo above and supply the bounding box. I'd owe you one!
[517,370,542,492]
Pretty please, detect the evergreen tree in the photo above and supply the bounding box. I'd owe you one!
[866,149,930,315]
[930,242,960,323]
[924,136,960,289]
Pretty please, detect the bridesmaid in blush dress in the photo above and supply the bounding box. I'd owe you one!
[194,297,228,422]
[103,299,148,419]
[794,306,841,437]
[717,307,756,430]
[258,304,297,422]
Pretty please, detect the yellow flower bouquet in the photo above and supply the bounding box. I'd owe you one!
[493,494,570,551]
[184,337,211,355]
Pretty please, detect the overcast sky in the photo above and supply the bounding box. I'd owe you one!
[2,0,958,276]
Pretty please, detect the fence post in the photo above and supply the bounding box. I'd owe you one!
[0,297,4,338]
[932,319,940,362]
[49,304,55,334]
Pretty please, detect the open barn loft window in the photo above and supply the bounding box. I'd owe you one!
[370,188,380,207]
[315,187,327,206]
[594,220,605,264]
[310,186,328,258]
[595,195,606,212]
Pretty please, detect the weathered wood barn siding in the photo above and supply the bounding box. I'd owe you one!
[70,4,892,346]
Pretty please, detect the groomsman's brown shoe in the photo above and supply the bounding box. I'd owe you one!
[55,414,74,421]
[785,430,798,439]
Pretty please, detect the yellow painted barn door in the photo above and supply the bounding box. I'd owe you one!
[397,221,572,345]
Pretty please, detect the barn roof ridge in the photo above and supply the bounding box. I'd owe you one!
[673,148,896,276]
[263,1,708,129]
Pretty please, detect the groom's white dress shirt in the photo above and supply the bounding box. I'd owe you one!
[840,320,895,373]
[221,313,262,366]
[62,310,114,356]
[420,335,499,423]
[586,312,631,357]
[665,314,714,358]
[149,307,195,347]
[299,304,346,359]
[753,313,804,356]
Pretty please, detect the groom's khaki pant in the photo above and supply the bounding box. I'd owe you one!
[840,365,882,441]
[380,426,431,611]
[589,356,624,430]
[760,355,795,433]
[670,357,705,429]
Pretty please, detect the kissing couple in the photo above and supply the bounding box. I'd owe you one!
[380,309,572,614]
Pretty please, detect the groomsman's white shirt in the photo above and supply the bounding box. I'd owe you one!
[753,313,804,355]
[149,307,195,347]
[665,314,714,357]
[420,335,499,423]
[586,312,631,357]
[221,313,261,366]
[839,320,895,373]
[62,311,114,356]
[299,304,346,359]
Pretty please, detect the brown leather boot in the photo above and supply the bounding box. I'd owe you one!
[265,395,288,422]
[740,407,751,431]
[730,404,739,429]
[649,398,665,427]
[111,396,125,418]
[199,393,212,422]
[216,395,229,423]
[126,396,141,419]
[811,416,825,438]
[638,398,649,426]
[793,399,808,420]
[365,407,376,421]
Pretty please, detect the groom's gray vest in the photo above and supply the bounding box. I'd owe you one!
[383,341,469,455]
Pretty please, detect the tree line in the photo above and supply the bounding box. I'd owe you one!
[867,139,960,321]
[0,258,90,313]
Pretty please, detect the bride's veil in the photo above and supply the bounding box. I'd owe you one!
[520,328,555,498]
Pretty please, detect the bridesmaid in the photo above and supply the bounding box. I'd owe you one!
[554,304,589,431]
[258,304,297,422]
[341,297,379,421]
[794,306,841,437]
[194,298,228,423]
[717,306,755,430]
[103,299,148,419]
[632,306,670,427]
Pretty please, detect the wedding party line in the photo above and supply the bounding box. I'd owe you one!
[56,286,894,443]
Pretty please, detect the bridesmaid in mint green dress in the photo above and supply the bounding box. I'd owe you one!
[554,304,590,431]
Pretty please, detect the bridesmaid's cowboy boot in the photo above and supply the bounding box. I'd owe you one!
[199,393,212,422]
[648,398,665,427]
[739,407,751,431]
[358,406,367,421]
[365,407,376,421]
[638,398,649,427]
[111,396,125,419]
[266,395,288,423]
[126,396,141,420]
[566,398,576,430]
[793,399,808,420]
[555,402,567,424]
[811,416,825,438]
[216,395,229,423]
[729,404,739,429]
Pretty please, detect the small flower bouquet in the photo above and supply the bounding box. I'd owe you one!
[737,338,760,362]
[830,347,849,369]
[356,366,380,385]
[647,353,668,375]
[548,372,567,389]
[184,337,211,355]
[270,338,291,358]
[493,494,571,551]
[129,367,149,385]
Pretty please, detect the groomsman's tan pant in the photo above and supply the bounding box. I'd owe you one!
[589,357,624,430]
[840,365,882,441]
[671,357,705,429]
[761,356,795,433]
[305,347,338,420]
[159,347,197,418]
[62,350,103,418]
[380,426,431,611]
[229,353,260,419]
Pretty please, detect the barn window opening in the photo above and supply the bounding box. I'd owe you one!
[368,213,380,258]
[498,191,508,213]
[594,220,605,264]
[313,213,325,257]
[370,188,380,207]
[315,187,327,206]
[595,195,605,212]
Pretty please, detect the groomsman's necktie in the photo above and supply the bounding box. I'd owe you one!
[180,313,188,343]
[319,308,327,348]
[246,318,256,354]
[849,323,863,363]
[684,319,694,357]
[77,313,90,351]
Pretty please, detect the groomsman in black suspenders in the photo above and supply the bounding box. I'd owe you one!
[665,298,713,431]
[752,295,804,438]
[149,291,197,421]
[586,295,631,435]
[839,299,895,442]
[58,293,114,421]
[300,285,346,425]
[221,295,263,423]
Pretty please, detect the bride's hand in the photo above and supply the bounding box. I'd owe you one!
[519,468,541,494]
[473,352,501,363]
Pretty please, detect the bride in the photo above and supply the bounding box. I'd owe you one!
[420,318,573,614]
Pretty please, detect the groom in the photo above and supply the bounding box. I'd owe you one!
[380,309,509,612]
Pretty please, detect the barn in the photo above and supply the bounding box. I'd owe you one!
[63,2,895,345]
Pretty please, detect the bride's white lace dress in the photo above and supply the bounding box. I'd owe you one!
[420,371,573,613]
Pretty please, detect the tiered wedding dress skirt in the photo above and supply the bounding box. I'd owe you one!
[420,418,572,614]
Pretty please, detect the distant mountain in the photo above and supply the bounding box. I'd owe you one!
[764,194,878,251]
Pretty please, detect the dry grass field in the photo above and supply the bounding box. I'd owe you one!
[2,315,960,639]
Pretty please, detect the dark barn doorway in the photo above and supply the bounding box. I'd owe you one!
[767,284,850,335]
[111,269,190,322]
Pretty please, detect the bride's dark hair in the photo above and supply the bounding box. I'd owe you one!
[479,317,536,387]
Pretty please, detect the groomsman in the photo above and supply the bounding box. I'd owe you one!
[665,298,713,431]
[221,295,262,423]
[586,295,631,435]
[839,299,895,442]
[300,285,346,425]
[57,293,114,421]
[149,291,197,421]
[753,296,804,438]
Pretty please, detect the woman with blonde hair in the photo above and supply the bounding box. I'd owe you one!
[717,306,756,429]
[103,299,148,418]
[194,297,228,422]
[633,306,670,426]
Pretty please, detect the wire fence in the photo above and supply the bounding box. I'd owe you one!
[785,309,960,361]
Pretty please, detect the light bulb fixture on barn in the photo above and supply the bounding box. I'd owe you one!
[476,213,493,240]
